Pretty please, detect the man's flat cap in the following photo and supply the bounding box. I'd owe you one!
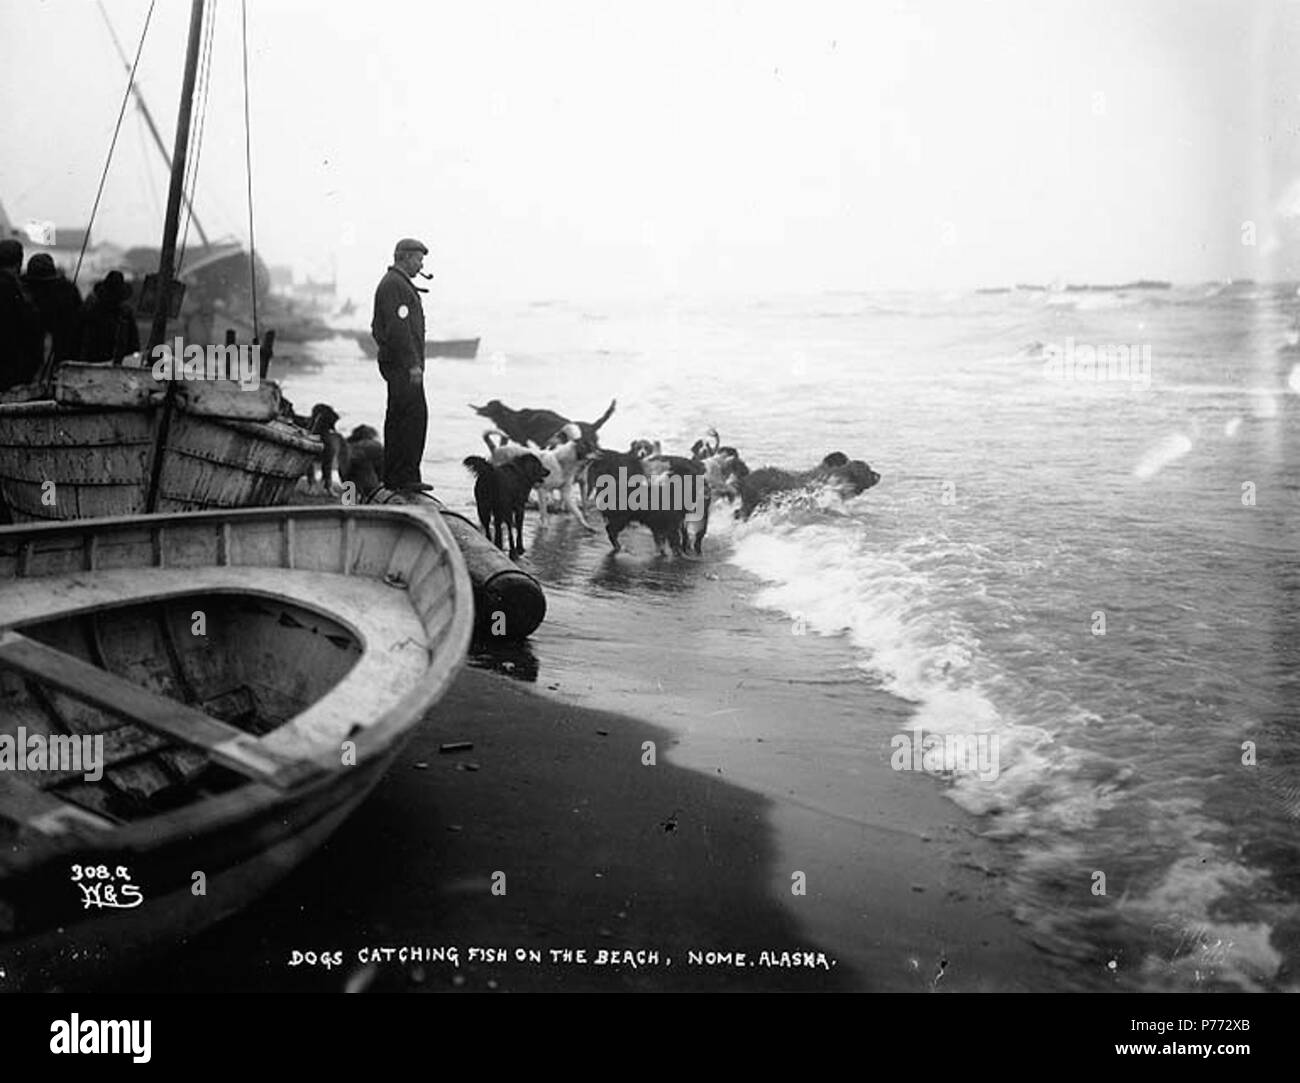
[394,238,428,255]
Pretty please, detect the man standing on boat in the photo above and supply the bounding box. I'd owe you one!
[371,238,432,492]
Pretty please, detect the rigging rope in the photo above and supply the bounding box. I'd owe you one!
[241,0,259,341]
[135,111,163,220]
[77,0,157,286]
[177,0,217,274]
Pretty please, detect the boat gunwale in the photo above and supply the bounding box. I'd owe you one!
[0,504,474,863]
[0,397,323,455]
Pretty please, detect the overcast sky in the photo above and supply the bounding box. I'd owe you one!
[2,0,1298,304]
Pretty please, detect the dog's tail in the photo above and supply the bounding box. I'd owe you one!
[482,429,510,452]
[592,398,617,431]
[462,455,494,479]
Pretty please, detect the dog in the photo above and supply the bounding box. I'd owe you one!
[735,452,880,520]
[543,398,617,449]
[474,399,615,516]
[463,453,549,558]
[683,429,749,553]
[691,429,750,496]
[630,431,750,554]
[285,403,384,500]
[482,429,598,529]
[469,398,617,449]
[340,424,384,499]
[280,397,312,429]
[587,446,706,556]
[290,403,345,493]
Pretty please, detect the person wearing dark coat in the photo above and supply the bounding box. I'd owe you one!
[23,253,83,366]
[370,237,431,491]
[80,270,140,365]
[0,238,43,391]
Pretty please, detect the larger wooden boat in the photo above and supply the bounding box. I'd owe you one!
[0,503,473,990]
[0,363,320,522]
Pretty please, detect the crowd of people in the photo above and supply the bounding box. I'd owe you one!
[0,238,141,392]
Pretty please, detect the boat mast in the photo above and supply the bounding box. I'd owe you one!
[146,0,207,356]
[98,0,210,248]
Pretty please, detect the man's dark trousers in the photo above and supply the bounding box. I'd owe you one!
[382,367,428,489]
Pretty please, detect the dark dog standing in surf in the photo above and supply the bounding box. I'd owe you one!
[463,453,550,558]
[586,448,697,556]
[469,399,617,448]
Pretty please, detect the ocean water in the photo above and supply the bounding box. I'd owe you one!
[283,283,1299,991]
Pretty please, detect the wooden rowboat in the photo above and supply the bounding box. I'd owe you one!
[0,503,473,990]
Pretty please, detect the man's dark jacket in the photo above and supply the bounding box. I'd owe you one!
[25,273,83,364]
[370,266,425,377]
[0,269,42,390]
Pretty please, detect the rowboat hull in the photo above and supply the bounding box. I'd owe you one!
[0,504,474,990]
[0,364,320,522]
[430,338,480,359]
[2,739,390,989]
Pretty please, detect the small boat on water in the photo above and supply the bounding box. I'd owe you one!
[352,333,481,360]
[0,503,474,990]
[430,338,480,359]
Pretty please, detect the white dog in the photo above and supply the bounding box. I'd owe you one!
[483,430,598,529]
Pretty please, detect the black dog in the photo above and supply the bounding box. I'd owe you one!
[463,453,549,558]
[587,448,700,556]
[281,400,309,428]
[625,434,749,554]
[286,402,353,494]
[469,398,616,448]
[340,424,385,499]
[736,452,881,520]
[305,404,343,491]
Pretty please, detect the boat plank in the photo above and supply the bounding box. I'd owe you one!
[27,723,191,787]
[53,363,164,410]
[0,773,115,837]
[176,382,280,422]
[383,523,431,587]
[0,632,322,791]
